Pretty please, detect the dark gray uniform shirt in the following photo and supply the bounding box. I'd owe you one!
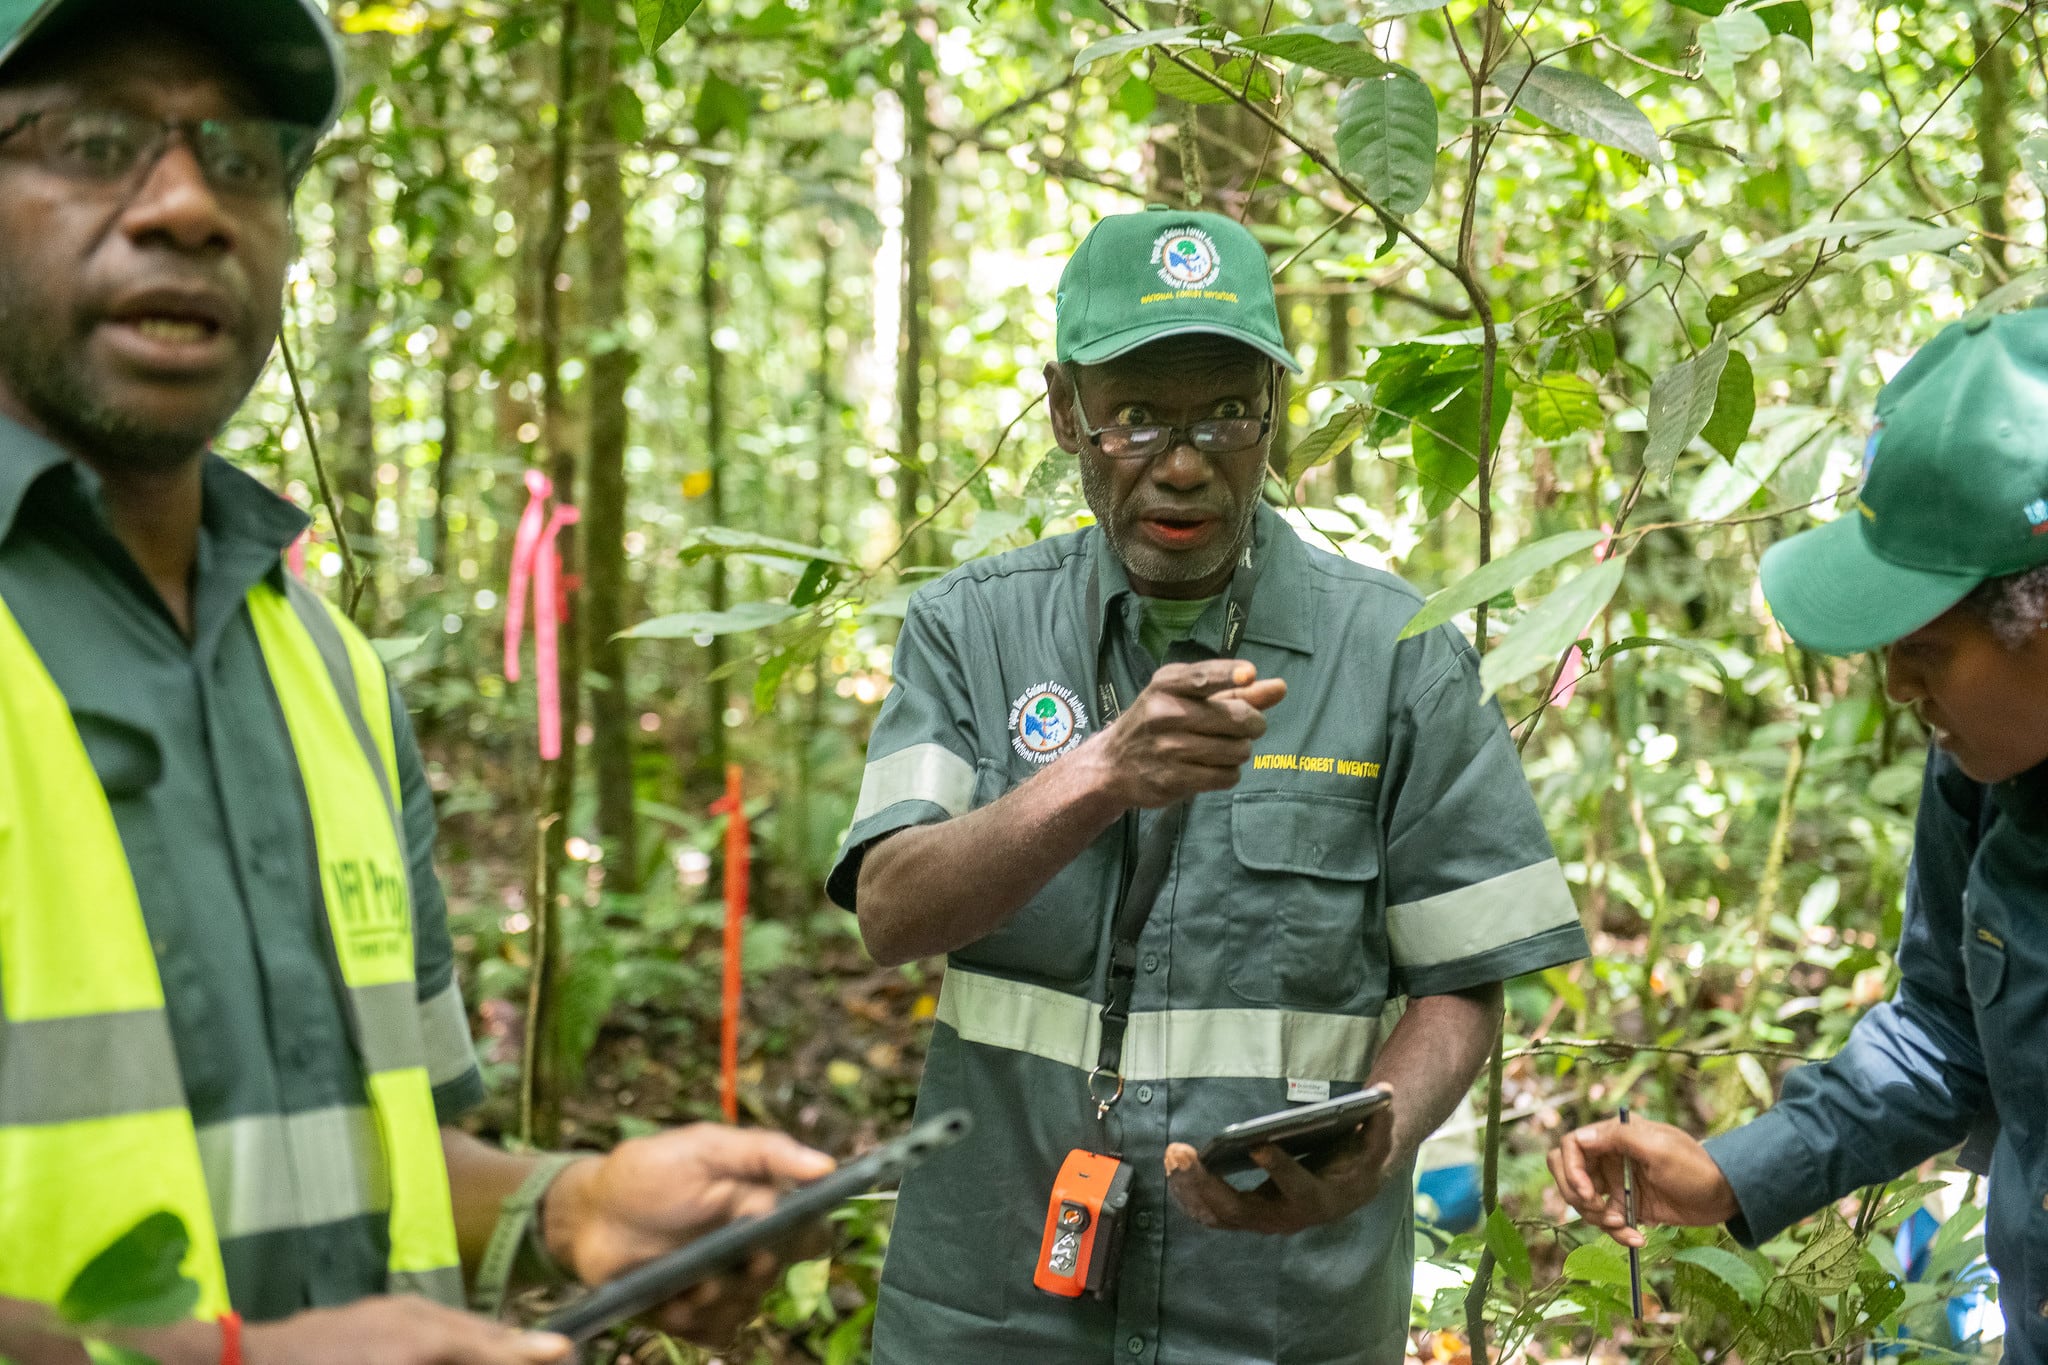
[0,421,483,1321]
[1706,751,2048,1362]
[831,506,1589,1364]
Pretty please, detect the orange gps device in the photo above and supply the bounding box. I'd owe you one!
[1033,1149,1135,1299]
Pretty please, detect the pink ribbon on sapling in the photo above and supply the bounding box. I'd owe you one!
[531,504,581,762]
[504,470,554,683]
[286,529,313,581]
[1547,522,1616,710]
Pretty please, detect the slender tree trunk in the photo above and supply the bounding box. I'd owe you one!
[426,35,466,582]
[701,163,733,780]
[894,37,934,562]
[1326,292,1356,498]
[797,232,838,905]
[582,19,640,890]
[1973,6,2016,277]
[330,157,380,622]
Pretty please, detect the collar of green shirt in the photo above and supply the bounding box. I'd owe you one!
[0,415,309,568]
[1088,500,1316,660]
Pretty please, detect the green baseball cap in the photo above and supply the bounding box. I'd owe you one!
[1057,207,1303,374]
[0,0,344,132]
[1761,309,2048,655]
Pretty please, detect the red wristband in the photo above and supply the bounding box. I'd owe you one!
[217,1310,243,1365]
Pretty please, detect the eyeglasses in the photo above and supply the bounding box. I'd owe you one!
[0,107,319,200]
[1071,372,1278,462]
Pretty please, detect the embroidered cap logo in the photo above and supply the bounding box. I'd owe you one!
[1152,228,1221,291]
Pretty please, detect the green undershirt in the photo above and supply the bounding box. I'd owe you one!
[1139,593,1217,661]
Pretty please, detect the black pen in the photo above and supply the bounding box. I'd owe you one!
[1620,1103,1643,1320]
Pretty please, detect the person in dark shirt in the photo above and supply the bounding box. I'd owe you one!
[1548,311,2048,1360]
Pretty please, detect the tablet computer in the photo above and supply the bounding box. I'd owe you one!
[1194,1084,1393,1178]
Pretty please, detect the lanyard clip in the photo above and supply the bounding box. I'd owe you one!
[1087,1066,1124,1120]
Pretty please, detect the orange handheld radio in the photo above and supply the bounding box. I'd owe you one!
[1034,1149,1135,1299]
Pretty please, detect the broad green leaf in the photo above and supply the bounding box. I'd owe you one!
[1707,268,1796,324]
[693,71,751,144]
[1484,1208,1533,1291]
[791,559,841,607]
[1668,0,1727,13]
[1478,557,1628,699]
[1411,417,1477,519]
[1491,63,1662,164]
[1518,372,1603,440]
[1288,402,1366,483]
[1644,340,1730,482]
[608,84,648,144]
[1561,1236,1635,1289]
[2023,134,2048,198]
[370,633,429,664]
[1701,348,1755,460]
[1673,1245,1766,1307]
[1071,25,1201,74]
[1114,74,1158,120]
[635,0,703,54]
[1782,1212,1861,1295]
[1334,67,1438,216]
[678,527,853,567]
[1361,0,1449,12]
[59,1212,200,1330]
[1686,438,1785,522]
[1740,216,1929,260]
[1699,9,1770,92]
[1968,266,2048,323]
[1150,54,1268,105]
[1400,529,1607,639]
[1597,635,1731,684]
[1756,1,1812,49]
[622,602,800,641]
[1235,31,1391,81]
[1847,226,1971,264]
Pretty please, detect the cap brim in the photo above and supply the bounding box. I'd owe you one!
[1068,321,1305,375]
[5,0,342,132]
[1760,513,1981,655]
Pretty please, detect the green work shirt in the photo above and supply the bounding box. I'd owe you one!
[830,504,1588,1365]
[0,420,484,1322]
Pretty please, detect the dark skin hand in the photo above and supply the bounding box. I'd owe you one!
[1547,1115,1740,1249]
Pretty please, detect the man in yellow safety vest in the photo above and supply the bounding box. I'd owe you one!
[0,2,832,1362]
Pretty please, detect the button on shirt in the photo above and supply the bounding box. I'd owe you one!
[1705,751,2048,1362]
[829,505,1589,1364]
[0,423,484,1322]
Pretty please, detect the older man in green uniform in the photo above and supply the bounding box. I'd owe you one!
[830,208,1590,1363]
[0,3,829,1362]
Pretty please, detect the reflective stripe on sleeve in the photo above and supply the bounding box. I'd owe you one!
[416,980,478,1089]
[0,1010,186,1124]
[352,981,431,1075]
[1386,858,1581,969]
[936,969,1380,1083]
[852,743,976,825]
[389,1265,467,1306]
[196,1106,390,1239]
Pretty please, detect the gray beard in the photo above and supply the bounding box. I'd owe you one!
[1081,457,1260,589]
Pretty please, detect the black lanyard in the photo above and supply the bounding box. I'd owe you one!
[1082,543,1263,1123]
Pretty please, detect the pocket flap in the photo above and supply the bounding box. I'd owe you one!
[1230,791,1378,881]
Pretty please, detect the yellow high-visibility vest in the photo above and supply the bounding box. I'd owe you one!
[0,576,464,1315]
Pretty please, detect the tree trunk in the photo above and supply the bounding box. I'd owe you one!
[581,19,640,890]
[425,33,466,582]
[894,37,935,563]
[1972,6,2016,278]
[1326,292,1356,498]
[329,156,380,622]
[701,163,732,781]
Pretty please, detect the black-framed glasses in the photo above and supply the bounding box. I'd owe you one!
[1071,369,1278,461]
[0,107,319,199]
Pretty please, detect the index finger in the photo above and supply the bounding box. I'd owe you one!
[1151,659,1258,698]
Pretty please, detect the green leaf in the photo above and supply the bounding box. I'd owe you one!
[693,71,751,144]
[1400,529,1608,639]
[678,527,853,567]
[83,1346,160,1365]
[2023,134,2048,198]
[1518,372,1603,440]
[1235,31,1392,80]
[1361,0,1452,12]
[1741,216,1929,260]
[1150,53,1268,105]
[1756,1,1812,49]
[1707,268,1796,324]
[1968,265,2048,323]
[1782,1212,1862,1295]
[1491,63,1662,164]
[1334,67,1439,216]
[1484,1208,1532,1291]
[370,633,429,664]
[1478,557,1628,699]
[1598,635,1731,683]
[1288,403,1366,483]
[59,1213,200,1330]
[1701,348,1755,460]
[1071,25,1201,74]
[608,84,648,144]
[791,559,841,608]
[1699,9,1770,92]
[1668,0,1727,13]
[635,0,702,54]
[1644,340,1730,482]
[1673,1244,1767,1307]
[622,602,800,641]
[1561,1236,1635,1289]
[1114,74,1158,120]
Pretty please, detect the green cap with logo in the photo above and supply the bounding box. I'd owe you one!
[1761,309,2048,655]
[0,0,343,132]
[1057,206,1303,375]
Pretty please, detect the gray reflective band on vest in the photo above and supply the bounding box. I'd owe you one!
[853,743,976,825]
[0,1008,187,1124]
[352,980,431,1075]
[390,1264,466,1307]
[417,980,477,1089]
[935,969,1381,1083]
[197,1105,389,1238]
[1385,858,1580,968]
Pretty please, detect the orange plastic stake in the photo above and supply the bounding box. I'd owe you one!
[709,765,750,1123]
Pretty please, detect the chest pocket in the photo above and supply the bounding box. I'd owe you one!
[1225,791,1378,1009]
[1963,917,2010,1063]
